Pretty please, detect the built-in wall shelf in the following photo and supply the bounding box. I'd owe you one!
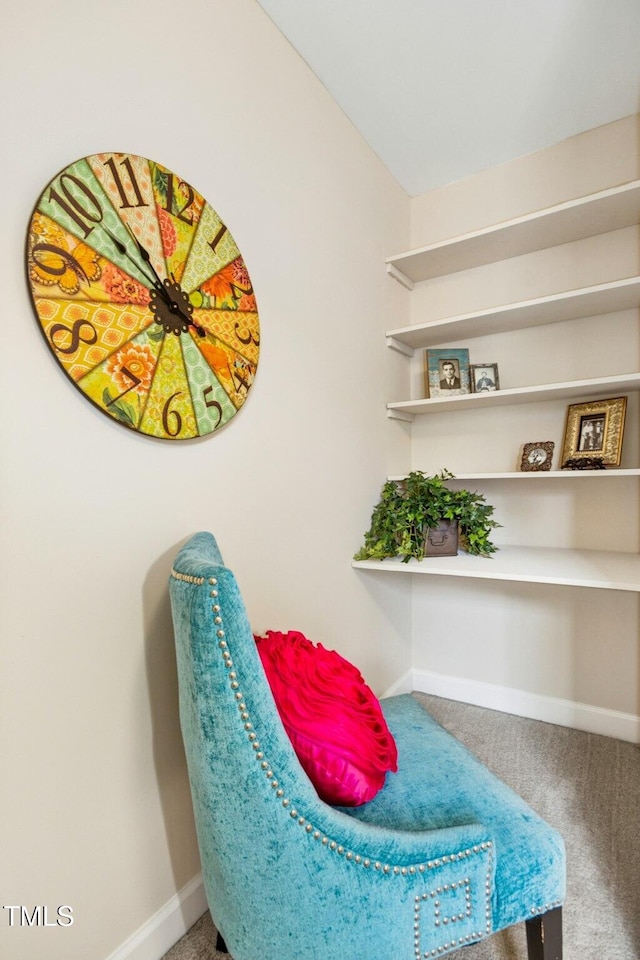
[386,276,640,354]
[352,546,640,592]
[376,180,640,598]
[385,179,640,287]
[387,372,640,420]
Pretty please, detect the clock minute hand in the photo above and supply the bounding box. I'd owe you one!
[102,225,166,295]
[123,225,169,292]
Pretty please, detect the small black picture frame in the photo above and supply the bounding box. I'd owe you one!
[470,363,500,393]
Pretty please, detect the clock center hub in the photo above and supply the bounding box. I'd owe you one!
[149,279,200,336]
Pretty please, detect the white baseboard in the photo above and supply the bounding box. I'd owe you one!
[381,668,414,698]
[105,873,207,960]
[410,668,640,744]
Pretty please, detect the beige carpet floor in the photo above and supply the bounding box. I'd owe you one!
[163,693,640,960]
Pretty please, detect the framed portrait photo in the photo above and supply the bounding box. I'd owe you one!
[561,396,627,467]
[424,348,470,398]
[470,363,500,393]
[520,441,554,472]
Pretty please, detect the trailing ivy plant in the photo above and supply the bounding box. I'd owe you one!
[354,470,500,562]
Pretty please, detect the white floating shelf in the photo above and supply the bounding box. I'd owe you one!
[388,469,640,481]
[386,276,640,353]
[386,180,640,285]
[387,372,640,419]
[352,546,640,592]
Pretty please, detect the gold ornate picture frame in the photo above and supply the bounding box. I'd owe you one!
[561,396,627,467]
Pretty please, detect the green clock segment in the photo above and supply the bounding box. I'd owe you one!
[26,152,259,440]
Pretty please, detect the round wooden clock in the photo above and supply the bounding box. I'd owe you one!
[26,153,259,439]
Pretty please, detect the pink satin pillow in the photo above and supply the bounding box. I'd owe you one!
[255,630,398,806]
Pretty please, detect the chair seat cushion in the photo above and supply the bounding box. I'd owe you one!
[255,630,398,805]
[340,694,565,932]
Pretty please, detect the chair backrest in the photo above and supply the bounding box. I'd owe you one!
[169,532,329,950]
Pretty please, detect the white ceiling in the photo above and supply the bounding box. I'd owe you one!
[256,0,640,196]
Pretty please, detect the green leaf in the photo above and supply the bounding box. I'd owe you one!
[109,399,136,426]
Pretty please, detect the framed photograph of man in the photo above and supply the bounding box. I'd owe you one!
[470,363,500,393]
[424,348,470,398]
[561,396,627,467]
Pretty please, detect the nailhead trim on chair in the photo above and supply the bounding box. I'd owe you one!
[172,569,495,956]
[171,568,206,585]
[529,900,563,915]
[412,852,493,958]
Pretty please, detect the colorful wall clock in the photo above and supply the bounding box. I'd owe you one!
[26,153,259,440]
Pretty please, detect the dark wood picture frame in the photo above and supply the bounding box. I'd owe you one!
[520,441,555,472]
[470,362,500,393]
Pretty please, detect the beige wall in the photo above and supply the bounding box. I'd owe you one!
[0,2,410,958]
[405,116,640,723]
[2,4,637,957]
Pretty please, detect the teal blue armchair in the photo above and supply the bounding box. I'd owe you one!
[169,532,565,960]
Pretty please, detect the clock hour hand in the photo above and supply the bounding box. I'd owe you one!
[124,224,172,293]
[102,225,165,294]
[102,226,204,337]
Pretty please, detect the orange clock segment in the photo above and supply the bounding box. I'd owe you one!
[193,309,260,365]
[34,298,156,382]
[27,153,260,440]
[195,334,256,410]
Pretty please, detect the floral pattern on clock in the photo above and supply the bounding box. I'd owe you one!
[26,153,259,440]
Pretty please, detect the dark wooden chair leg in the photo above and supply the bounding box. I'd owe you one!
[216,930,229,954]
[526,906,562,960]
